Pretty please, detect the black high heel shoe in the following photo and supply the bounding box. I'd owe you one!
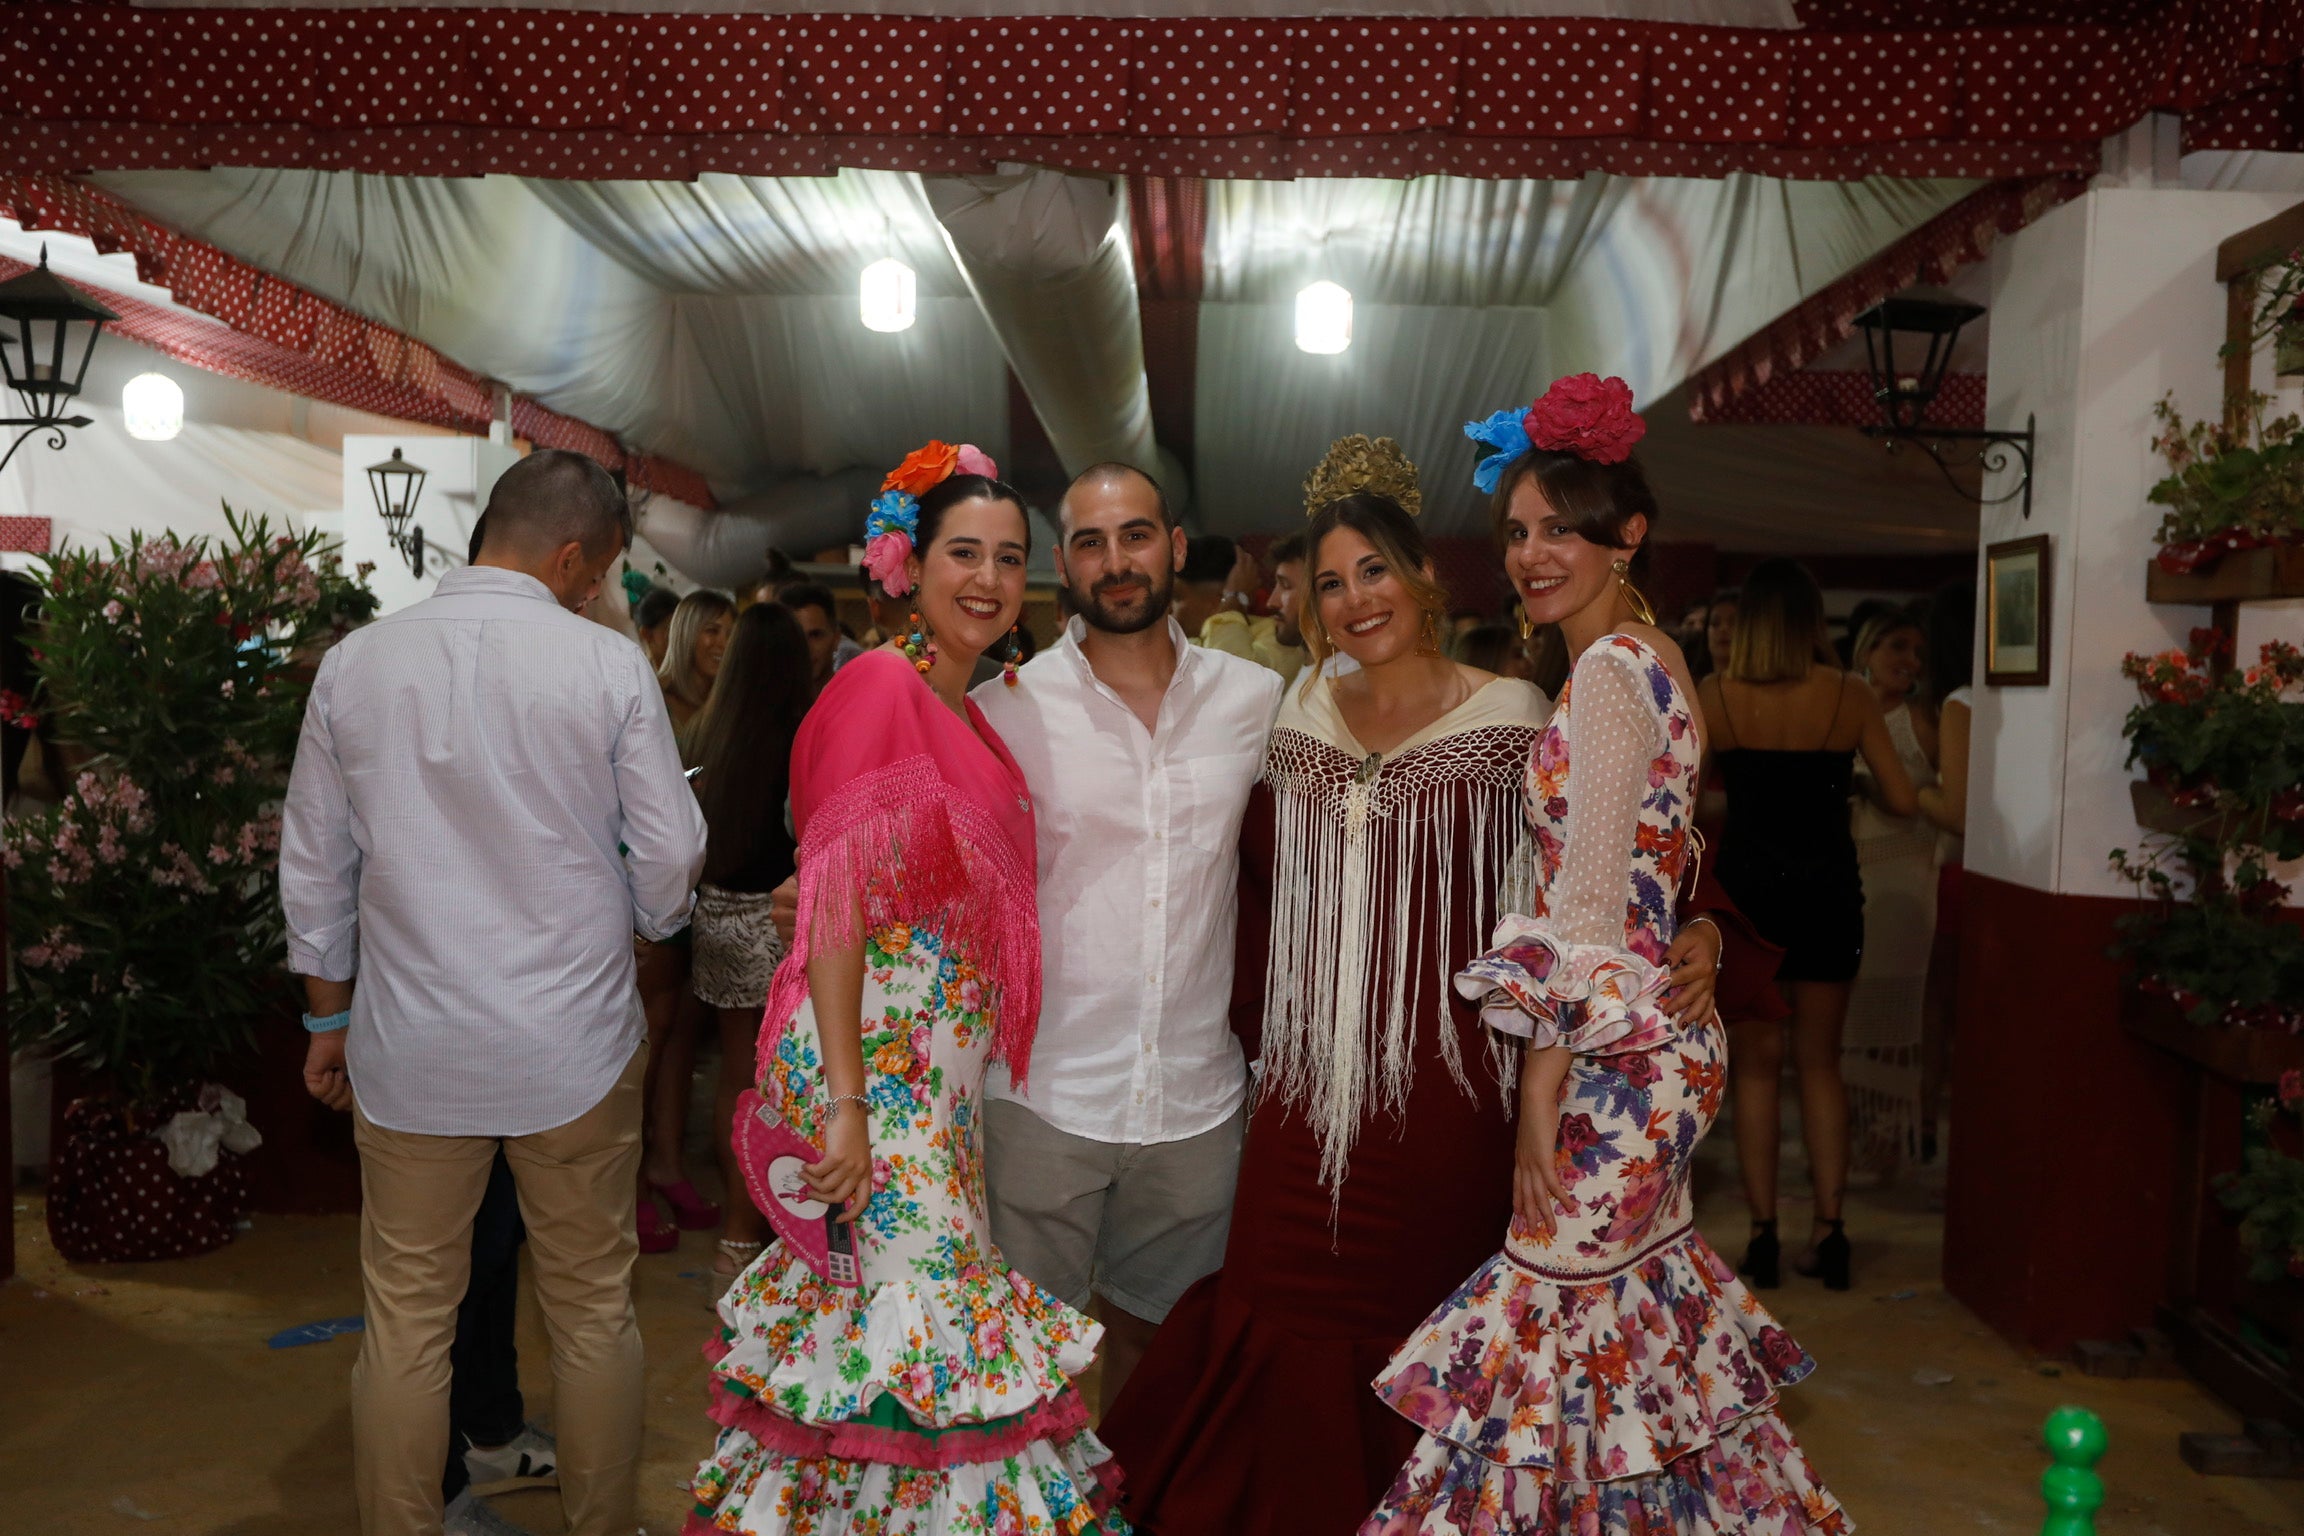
[1793,1219,1852,1291]
[1739,1219,1780,1289]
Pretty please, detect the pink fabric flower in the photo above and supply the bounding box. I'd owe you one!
[863,530,914,597]
[954,444,999,480]
[1524,373,1646,464]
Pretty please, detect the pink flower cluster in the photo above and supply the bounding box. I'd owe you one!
[20,925,85,971]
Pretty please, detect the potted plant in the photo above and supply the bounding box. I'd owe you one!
[2111,632,2304,1034]
[2147,393,2304,576]
[5,508,374,1262]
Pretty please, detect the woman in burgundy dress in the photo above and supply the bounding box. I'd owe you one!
[1097,438,1765,1536]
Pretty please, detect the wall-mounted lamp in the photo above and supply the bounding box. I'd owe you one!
[1855,295,2035,519]
[0,246,117,475]
[366,447,432,577]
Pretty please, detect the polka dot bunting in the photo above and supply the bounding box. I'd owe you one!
[3,6,2302,185]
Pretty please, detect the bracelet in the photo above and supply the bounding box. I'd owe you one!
[302,1009,351,1034]
[825,1093,871,1117]
[1681,916,1724,973]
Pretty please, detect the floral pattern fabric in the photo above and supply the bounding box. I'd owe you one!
[1370,634,1849,1536]
[688,922,1126,1536]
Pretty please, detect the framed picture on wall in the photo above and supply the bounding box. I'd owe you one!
[1984,534,2051,686]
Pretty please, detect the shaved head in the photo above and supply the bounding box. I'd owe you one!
[1061,462,1168,533]
[476,449,633,563]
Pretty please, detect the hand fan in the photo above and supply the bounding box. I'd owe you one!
[732,1088,861,1287]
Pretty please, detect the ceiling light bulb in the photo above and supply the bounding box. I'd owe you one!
[122,372,183,441]
[860,258,917,333]
[1296,281,1353,355]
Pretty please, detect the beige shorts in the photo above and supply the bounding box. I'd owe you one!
[982,1097,1246,1324]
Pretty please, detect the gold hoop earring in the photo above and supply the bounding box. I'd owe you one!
[1516,606,1534,640]
[1612,560,1658,627]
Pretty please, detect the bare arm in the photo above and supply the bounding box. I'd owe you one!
[799,896,873,1219]
[1515,1044,1573,1236]
[1851,677,1919,817]
[1917,696,1971,836]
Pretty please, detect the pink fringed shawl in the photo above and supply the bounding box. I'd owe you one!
[758,650,1042,1092]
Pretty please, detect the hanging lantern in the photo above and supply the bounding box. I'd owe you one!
[860,258,917,333]
[122,373,184,441]
[1296,281,1353,355]
[0,246,118,475]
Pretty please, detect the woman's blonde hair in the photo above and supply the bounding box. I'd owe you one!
[656,588,737,708]
[1725,558,1835,685]
[1297,493,1448,688]
[1851,606,1925,684]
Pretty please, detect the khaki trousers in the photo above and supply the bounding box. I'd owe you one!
[350,1044,647,1536]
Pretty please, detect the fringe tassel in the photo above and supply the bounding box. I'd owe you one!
[759,753,1042,1095]
[1259,726,1532,1194]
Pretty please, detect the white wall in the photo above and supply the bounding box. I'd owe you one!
[1974,188,2304,899]
[340,435,522,615]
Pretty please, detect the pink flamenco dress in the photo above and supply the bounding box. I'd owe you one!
[686,651,1129,1536]
[1361,634,1849,1536]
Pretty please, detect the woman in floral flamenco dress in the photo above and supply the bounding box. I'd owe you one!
[686,443,1128,1536]
[1360,379,1848,1535]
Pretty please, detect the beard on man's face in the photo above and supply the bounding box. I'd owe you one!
[1073,562,1175,635]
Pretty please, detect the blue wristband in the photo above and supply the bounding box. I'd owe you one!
[302,1010,351,1034]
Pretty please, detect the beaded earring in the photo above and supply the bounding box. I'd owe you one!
[899,611,938,674]
[1003,624,1022,689]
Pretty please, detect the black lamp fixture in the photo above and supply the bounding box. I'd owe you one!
[365,447,431,576]
[1854,294,2035,519]
[0,246,118,476]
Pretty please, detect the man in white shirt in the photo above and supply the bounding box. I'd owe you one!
[282,450,708,1536]
[973,464,1282,1406]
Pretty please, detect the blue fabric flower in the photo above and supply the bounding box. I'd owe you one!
[866,490,919,541]
[1464,408,1533,495]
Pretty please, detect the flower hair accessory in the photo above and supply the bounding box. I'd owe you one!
[1303,434,1422,519]
[1465,373,1646,493]
[860,439,1000,598]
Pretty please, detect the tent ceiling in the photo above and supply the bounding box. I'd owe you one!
[94,164,1997,551]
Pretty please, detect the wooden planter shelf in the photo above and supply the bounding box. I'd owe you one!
[2129,779,2245,844]
[2146,545,2304,605]
[2121,988,2304,1084]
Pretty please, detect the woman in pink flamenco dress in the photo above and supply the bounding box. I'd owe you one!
[1359,379,1849,1535]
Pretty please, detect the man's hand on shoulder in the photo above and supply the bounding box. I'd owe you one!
[303,1030,354,1112]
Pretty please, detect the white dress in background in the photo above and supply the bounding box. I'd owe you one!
[1844,699,1937,1171]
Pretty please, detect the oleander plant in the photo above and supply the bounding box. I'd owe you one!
[4,506,376,1105]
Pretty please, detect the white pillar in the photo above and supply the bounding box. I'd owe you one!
[1973,187,2304,901]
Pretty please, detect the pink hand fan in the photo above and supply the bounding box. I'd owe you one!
[732,1088,862,1288]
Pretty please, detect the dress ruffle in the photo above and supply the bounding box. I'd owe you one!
[1453,915,1676,1057]
[1362,1405,1851,1536]
[710,1242,1100,1431]
[1371,1231,1814,1482]
[687,1416,1126,1536]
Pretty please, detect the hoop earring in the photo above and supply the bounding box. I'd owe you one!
[1003,623,1022,689]
[899,610,938,674]
[1517,606,1534,640]
[1612,560,1658,627]
[1419,609,1444,656]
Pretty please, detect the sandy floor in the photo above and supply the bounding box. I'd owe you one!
[7,1143,2304,1536]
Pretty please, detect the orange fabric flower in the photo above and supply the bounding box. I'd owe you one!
[882,440,960,496]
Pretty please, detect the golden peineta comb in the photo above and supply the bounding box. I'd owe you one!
[1302,434,1422,520]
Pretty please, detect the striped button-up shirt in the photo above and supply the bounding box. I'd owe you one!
[281,566,707,1136]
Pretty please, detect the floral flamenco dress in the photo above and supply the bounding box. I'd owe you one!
[1362,635,1848,1536]
[687,650,1128,1536]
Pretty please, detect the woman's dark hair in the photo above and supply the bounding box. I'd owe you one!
[1727,558,1835,684]
[691,603,816,888]
[1489,449,1662,580]
[1457,622,1520,675]
[1300,493,1448,672]
[914,473,1032,556]
[1925,578,1977,709]
[634,585,679,631]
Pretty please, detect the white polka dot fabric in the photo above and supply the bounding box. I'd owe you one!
[0,6,2295,186]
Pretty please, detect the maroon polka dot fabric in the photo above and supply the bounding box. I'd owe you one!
[1703,368,1987,429]
[0,5,2299,183]
[46,1093,251,1265]
[1688,174,2085,423]
[0,174,716,507]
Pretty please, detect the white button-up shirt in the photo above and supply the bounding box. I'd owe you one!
[281,566,707,1137]
[975,617,1282,1144]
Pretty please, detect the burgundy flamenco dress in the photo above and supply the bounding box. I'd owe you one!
[1097,671,1782,1536]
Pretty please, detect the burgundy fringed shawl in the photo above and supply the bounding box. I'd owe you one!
[758,650,1042,1091]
